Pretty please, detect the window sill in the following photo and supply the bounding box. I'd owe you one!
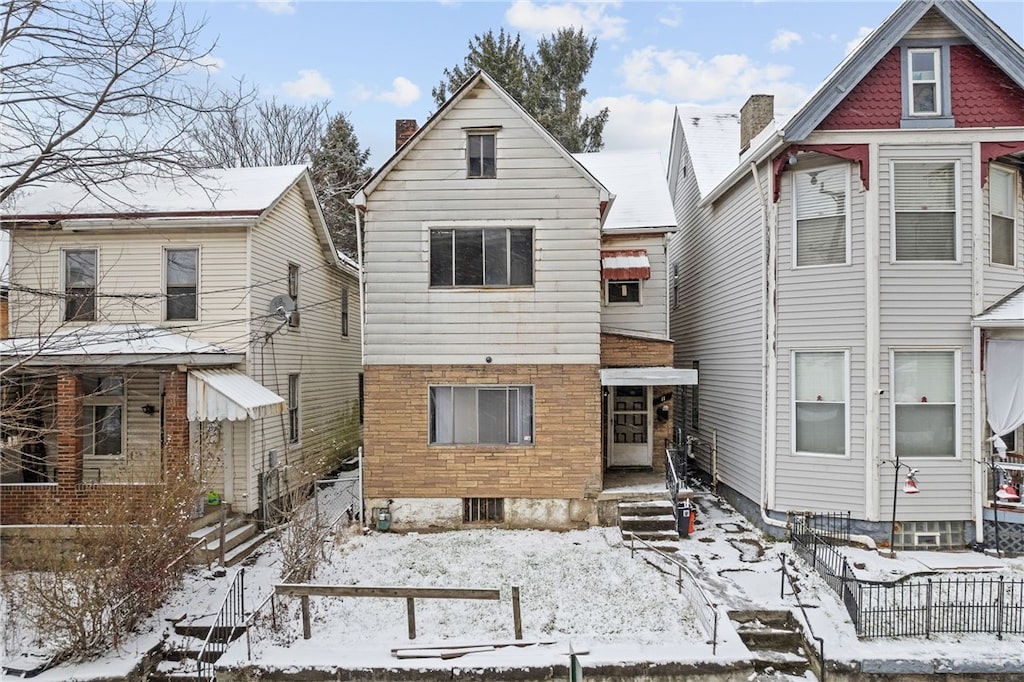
[899,115,954,129]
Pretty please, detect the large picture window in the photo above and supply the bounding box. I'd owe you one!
[793,351,847,456]
[990,166,1017,267]
[65,249,97,321]
[893,351,958,458]
[893,161,957,261]
[83,375,124,457]
[165,247,198,320]
[429,385,534,445]
[430,228,533,287]
[794,166,848,267]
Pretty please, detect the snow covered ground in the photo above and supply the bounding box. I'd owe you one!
[4,482,1024,680]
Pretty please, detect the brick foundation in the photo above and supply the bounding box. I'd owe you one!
[364,364,603,504]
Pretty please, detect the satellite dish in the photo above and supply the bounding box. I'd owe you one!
[269,294,297,322]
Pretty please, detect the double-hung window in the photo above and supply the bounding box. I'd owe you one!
[165,247,198,321]
[908,48,940,116]
[467,131,497,178]
[793,351,847,456]
[83,375,125,458]
[794,166,849,267]
[288,374,300,443]
[892,161,958,261]
[429,385,534,445]
[65,249,97,322]
[893,350,958,458]
[990,166,1017,267]
[430,227,533,287]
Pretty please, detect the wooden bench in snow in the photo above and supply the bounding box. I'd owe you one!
[274,584,523,641]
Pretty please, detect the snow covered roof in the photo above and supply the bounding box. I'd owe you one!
[573,151,676,231]
[974,286,1024,327]
[3,166,309,220]
[672,108,740,198]
[0,324,244,366]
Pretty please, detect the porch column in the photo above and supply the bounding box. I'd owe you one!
[55,370,83,488]
[163,370,189,477]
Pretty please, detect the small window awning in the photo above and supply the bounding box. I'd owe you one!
[188,369,286,422]
[601,367,698,386]
[601,250,650,280]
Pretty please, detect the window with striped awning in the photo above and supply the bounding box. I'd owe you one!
[601,250,650,280]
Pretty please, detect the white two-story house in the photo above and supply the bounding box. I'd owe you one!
[668,0,1024,552]
[354,71,693,531]
[1,166,361,527]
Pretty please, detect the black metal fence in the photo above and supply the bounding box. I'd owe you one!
[791,516,1024,639]
[197,568,247,682]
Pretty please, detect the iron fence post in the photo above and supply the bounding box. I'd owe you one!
[925,579,932,639]
[997,576,1004,640]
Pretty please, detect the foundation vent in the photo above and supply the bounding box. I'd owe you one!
[463,497,504,523]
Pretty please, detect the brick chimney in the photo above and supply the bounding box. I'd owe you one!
[395,119,418,150]
[739,94,774,154]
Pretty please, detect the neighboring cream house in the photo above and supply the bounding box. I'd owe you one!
[354,71,694,531]
[0,166,361,526]
[668,0,1024,551]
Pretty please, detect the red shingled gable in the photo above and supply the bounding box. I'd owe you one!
[818,45,1024,131]
[819,48,903,130]
[951,45,1024,127]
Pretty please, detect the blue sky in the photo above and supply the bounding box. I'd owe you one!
[190,1,1024,168]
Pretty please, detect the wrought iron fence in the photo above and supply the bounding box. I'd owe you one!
[791,516,1024,639]
[197,568,247,682]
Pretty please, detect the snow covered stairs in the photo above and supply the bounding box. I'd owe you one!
[617,499,680,552]
[189,505,271,567]
[729,610,818,681]
[148,617,245,681]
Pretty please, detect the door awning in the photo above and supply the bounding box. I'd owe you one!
[601,367,698,386]
[601,250,650,280]
[188,369,286,422]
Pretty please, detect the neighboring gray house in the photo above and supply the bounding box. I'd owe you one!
[667,0,1024,551]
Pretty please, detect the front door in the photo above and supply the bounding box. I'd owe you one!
[608,385,652,467]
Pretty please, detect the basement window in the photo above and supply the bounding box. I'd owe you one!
[463,497,504,523]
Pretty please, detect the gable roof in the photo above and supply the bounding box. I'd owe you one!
[353,70,610,208]
[785,0,1024,142]
[573,151,676,232]
[695,0,1024,206]
[670,108,741,198]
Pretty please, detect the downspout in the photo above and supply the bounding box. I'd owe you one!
[864,142,880,523]
[353,200,367,524]
[973,326,984,542]
[971,142,986,542]
[750,161,786,531]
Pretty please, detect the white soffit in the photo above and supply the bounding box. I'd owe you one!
[600,367,698,386]
[188,369,286,422]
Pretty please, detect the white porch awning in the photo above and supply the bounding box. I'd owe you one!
[600,367,698,386]
[188,369,286,422]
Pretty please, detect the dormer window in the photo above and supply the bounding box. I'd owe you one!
[909,49,940,115]
[467,130,497,178]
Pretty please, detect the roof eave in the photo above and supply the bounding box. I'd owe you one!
[699,129,786,207]
[0,352,246,368]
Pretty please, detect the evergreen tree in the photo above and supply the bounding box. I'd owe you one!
[310,113,373,258]
[433,27,608,153]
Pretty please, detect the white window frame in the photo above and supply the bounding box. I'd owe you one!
[63,248,98,322]
[466,129,498,179]
[428,385,534,446]
[791,350,850,458]
[890,159,961,263]
[82,375,126,459]
[605,279,642,306]
[427,223,534,288]
[288,374,300,444]
[890,348,961,459]
[908,48,941,116]
[990,165,1018,268]
[163,246,199,321]
[792,165,851,268]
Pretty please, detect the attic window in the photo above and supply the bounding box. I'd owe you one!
[467,131,496,178]
[909,48,940,115]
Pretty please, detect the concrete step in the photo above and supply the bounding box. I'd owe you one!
[224,529,273,567]
[618,499,675,516]
[620,514,678,532]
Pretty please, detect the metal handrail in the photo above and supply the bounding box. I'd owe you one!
[779,553,826,681]
[628,533,719,654]
[196,568,246,682]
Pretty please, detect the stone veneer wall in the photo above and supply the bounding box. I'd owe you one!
[363,364,603,503]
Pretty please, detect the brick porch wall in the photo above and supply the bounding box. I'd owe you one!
[0,369,190,524]
[601,333,677,474]
[364,364,603,501]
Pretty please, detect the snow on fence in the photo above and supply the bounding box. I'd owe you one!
[791,516,1024,639]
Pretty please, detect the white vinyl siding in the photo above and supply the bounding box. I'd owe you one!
[362,81,603,366]
[891,350,959,458]
[891,160,959,262]
[793,165,849,267]
[601,236,669,337]
[990,166,1017,267]
[792,351,848,457]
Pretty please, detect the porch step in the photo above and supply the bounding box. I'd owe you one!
[730,610,815,679]
[189,509,268,566]
[617,499,679,546]
[223,529,273,567]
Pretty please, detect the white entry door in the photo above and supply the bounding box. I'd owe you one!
[608,385,652,467]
